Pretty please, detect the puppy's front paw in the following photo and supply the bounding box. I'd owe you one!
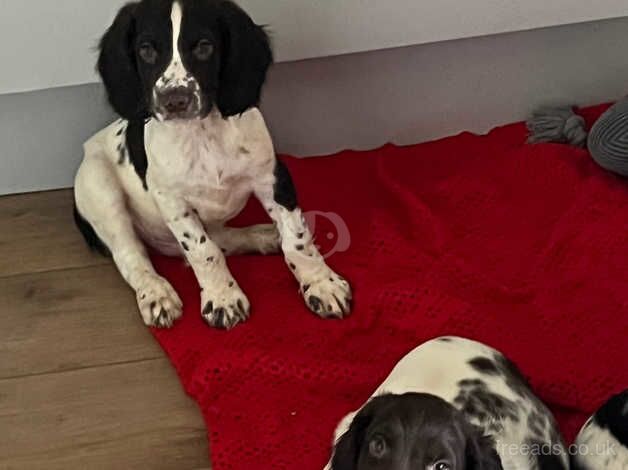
[201,281,250,330]
[302,273,352,319]
[136,275,183,328]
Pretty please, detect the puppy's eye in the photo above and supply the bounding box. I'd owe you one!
[368,435,388,459]
[138,43,158,64]
[193,39,214,60]
[433,461,451,470]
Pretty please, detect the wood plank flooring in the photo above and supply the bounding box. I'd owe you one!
[0,189,210,469]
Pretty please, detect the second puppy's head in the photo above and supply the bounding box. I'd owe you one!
[98,0,272,121]
[331,393,503,470]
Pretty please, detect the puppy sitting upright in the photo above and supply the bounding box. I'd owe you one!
[326,337,567,470]
[74,0,351,329]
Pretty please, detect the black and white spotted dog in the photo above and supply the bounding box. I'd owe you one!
[325,337,568,470]
[74,0,352,329]
[572,389,628,470]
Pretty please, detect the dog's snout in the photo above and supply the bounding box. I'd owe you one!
[160,88,192,114]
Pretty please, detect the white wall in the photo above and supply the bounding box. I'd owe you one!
[3,16,628,195]
[2,0,628,94]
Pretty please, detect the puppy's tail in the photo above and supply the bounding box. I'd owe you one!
[526,106,588,148]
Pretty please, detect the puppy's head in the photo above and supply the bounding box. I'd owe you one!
[331,393,503,470]
[98,0,272,121]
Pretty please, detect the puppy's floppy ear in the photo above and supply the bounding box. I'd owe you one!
[331,396,393,470]
[331,412,371,470]
[465,427,504,470]
[215,0,273,117]
[97,2,148,119]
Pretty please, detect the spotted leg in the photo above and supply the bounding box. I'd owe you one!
[153,193,250,329]
[75,151,182,328]
[255,160,352,318]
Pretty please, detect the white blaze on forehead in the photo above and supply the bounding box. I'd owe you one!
[170,1,183,66]
[155,1,194,91]
[153,0,202,119]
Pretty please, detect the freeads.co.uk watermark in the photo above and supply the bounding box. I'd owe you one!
[496,441,617,458]
[303,211,351,259]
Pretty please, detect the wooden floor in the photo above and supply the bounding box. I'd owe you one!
[0,190,210,469]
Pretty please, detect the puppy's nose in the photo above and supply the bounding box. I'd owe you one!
[161,88,192,114]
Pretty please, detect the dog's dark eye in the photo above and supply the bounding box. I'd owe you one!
[193,39,214,61]
[434,461,451,470]
[368,435,388,459]
[138,43,158,64]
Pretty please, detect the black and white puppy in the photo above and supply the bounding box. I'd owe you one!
[572,389,628,470]
[326,337,567,470]
[74,0,351,329]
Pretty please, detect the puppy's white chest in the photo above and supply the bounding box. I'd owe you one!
[146,120,254,222]
[176,136,236,188]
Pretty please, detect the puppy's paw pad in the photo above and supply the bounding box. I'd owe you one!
[302,275,352,319]
[201,284,250,330]
[137,276,183,328]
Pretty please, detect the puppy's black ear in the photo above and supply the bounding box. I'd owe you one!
[465,429,504,470]
[216,1,273,117]
[331,413,371,470]
[97,2,148,119]
[331,395,394,470]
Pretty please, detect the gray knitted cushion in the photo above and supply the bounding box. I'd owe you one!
[588,99,628,176]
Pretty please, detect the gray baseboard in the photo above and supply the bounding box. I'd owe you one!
[2,16,628,195]
[0,85,115,195]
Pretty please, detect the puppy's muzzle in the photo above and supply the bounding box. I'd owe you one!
[160,88,192,113]
[156,87,198,119]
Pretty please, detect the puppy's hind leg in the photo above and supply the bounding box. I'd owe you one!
[74,151,182,328]
[208,224,280,256]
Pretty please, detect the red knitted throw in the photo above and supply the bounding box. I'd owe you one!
[151,104,628,470]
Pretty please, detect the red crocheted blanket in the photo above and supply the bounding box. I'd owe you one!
[151,104,628,470]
